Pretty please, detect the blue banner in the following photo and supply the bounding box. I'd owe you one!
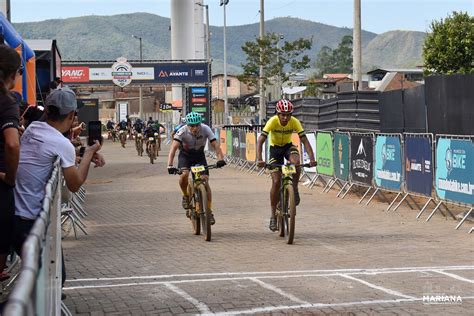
[374,135,403,191]
[435,138,474,205]
[404,136,433,196]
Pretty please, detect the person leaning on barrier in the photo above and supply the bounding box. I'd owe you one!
[12,87,105,261]
[0,44,22,281]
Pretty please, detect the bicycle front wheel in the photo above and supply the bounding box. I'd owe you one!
[197,184,211,241]
[188,183,200,235]
[285,185,296,244]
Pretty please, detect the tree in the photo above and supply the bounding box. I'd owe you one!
[314,35,353,76]
[423,11,474,75]
[238,33,312,88]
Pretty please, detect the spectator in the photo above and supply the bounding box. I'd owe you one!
[0,45,22,281]
[12,87,105,286]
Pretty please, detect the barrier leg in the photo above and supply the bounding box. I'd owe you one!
[469,227,473,234]
[359,187,372,204]
[341,183,354,199]
[258,168,265,176]
[426,201,443,222]
[455,208,473,230]
[324,178,339,193]
[308,174,320,189]
[61,301,73,316]
[391,193,408,212]
[386,192,402,211]
[416,198,434,219]
[336,182,349,197]
[366,188,383,205]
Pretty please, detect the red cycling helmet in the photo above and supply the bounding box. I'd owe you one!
[276,99,294,114]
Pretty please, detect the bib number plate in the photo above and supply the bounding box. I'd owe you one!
[282,165,297,175]
[148,137,155,141]
[191,165,206,174]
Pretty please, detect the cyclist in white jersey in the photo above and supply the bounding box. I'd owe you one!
[167,112,225,224]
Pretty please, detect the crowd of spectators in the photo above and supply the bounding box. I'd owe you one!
[0,44,106,296]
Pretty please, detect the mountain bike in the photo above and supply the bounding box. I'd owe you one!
[172,164,221,241]
[146,132,159,164]
[266,162,310,244]
[135,132,144,156]
[118,130,127,148]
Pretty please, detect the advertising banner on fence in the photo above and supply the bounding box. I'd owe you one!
[226,129,233,157]
[239,130,247,160]
[435,138,474,205]
[374,135,403,191]
[220,129,227,155]
[405,135,433,196]
[257,132,267,162]
[302,132,317,173]
[246,132,257,162]
[334,133,350,181]
[232,129,240,159]
[316,132,334,176]
[350,134,373,185]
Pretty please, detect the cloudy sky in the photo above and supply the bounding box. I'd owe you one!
[11,0,473,34]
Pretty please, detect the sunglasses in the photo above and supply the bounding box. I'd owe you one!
[188,124,200,128]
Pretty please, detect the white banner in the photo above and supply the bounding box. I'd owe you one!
[89,67,155,81]
[303,132,317,173]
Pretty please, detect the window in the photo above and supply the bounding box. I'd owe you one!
[226,79,231,87]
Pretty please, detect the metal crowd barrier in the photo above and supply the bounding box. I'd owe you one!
[3,159,89,315]
[3,161,62,316]
[208,127,474,233]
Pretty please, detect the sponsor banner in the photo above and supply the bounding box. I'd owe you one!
[232,129,240,159]
[239,130,247,160]
[435,138,474,205]
[188,86,210,126]
[160,103,173,112]
[61,62,209,84]
[316,132,334,176]
[334,133,350,181]
[62,66,89,82]
[374,135,403,191]
[220,129,227,155]
[350,134,373,185]
[246,132,257,162]
[405,135,433,196]
[302,132,316,173]
[257,132,267,163]
[226,129,233,156]
[111,57,133,87]
[155,63,209,84]
[117,102,128,122]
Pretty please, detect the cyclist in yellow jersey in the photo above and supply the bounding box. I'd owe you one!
[257,99,316,231]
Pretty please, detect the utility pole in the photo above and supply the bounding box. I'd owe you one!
[258,0,265,124]
[132,35,143,119]
[353,0,362,91]
[220,0,229,124]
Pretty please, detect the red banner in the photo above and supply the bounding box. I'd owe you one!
[62,66,89,83]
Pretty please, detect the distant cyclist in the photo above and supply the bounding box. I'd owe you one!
[116,119,128,147]
[171,117,186,138]
[133,118,145,135]
[256,99,316,232]
[167,112,226,225]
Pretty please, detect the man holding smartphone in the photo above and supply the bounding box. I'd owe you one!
[12,87,105,290]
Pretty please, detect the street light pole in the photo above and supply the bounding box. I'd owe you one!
[132,35,143,119]
[258,0,265,124]
[220,0,229,124]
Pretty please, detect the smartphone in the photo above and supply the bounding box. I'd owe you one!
[88,121,103,146]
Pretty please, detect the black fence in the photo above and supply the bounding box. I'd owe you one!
[264,74,472,135]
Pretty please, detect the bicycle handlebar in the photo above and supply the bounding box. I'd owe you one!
[170,164,222,175]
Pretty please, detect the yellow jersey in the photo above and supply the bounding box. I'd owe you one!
[262,115,305,146]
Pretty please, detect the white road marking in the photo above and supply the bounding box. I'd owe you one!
[432,270,474,283]
[337,274,416,299]
[211,296,474,315]
[249,278,309,304]
[67,265,474,282]
[164,283,211,314]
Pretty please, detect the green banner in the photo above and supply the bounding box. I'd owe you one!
[226,129,233,156]
[316,132,334,176]
[334,133,350,181]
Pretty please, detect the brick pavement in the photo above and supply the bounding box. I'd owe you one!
[62,140,473,315]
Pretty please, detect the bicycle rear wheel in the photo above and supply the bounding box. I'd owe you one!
[285,185,296,244]
[188,183,200,235]
[197,184,211,241]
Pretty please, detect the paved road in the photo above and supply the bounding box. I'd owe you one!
[63,140,473,315]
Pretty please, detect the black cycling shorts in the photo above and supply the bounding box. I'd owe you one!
[268,143,299,166]
[0,181,15,253]
[178,151,209,176]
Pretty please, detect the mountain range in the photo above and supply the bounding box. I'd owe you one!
[14,13,425,75]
